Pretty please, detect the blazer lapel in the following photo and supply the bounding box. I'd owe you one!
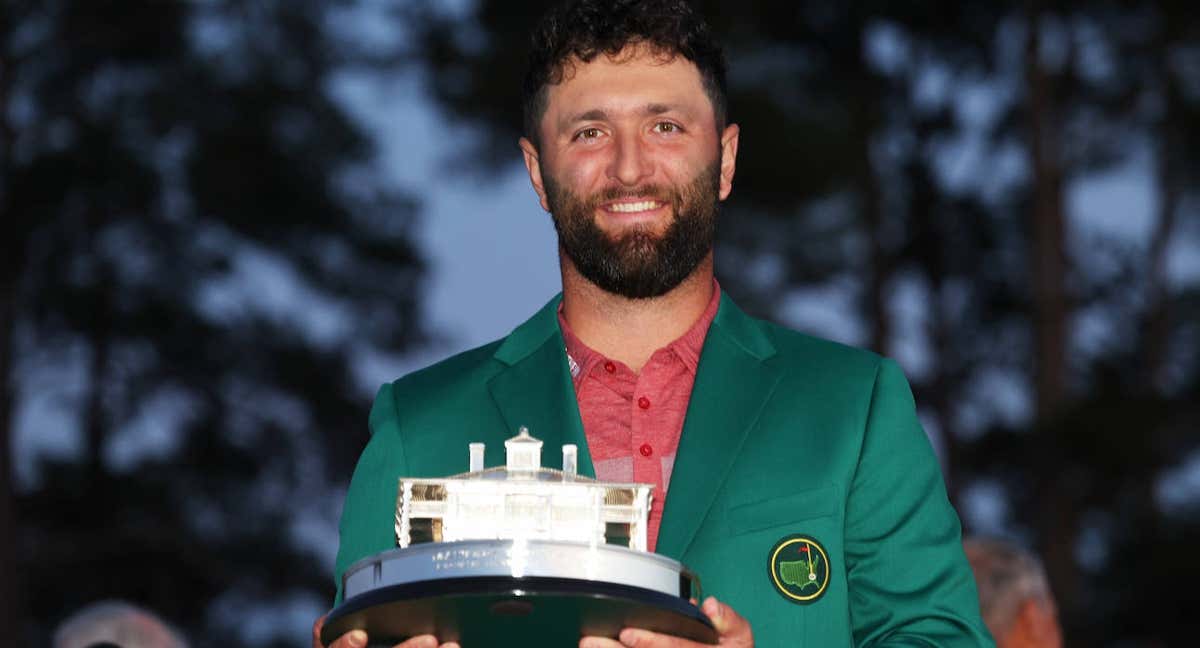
[655,295,781,559]
[487,295,595,478]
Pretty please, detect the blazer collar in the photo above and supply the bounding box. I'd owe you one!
[493,294,564,366]
[655,293,781,559]
[488,294,596,477]
[492,288,769,365]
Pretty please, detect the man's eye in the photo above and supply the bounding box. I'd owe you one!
[575,127,602,141]
[654,122,681,133]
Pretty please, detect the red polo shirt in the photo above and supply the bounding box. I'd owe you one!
[558,282,720,552]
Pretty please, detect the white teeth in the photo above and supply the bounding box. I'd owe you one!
[608,201,658,213]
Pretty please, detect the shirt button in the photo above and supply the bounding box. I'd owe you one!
[639,443,653,457]
[604,361,616,373]
[637,396,651,409]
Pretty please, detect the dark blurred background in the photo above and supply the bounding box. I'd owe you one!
[2,1,1197,646]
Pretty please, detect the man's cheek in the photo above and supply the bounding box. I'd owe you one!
[559,158,602,193]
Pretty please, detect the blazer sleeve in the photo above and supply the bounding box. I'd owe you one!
[845,359,994,647]
[332,382,410,604]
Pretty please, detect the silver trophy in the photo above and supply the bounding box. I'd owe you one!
[322,428,716,646]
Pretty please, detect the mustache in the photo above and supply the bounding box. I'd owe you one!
[590,185,672,206]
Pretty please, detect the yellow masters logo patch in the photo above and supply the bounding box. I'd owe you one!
[768,534,830,604]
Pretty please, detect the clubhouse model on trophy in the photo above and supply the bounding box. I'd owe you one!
[321,427,717,646]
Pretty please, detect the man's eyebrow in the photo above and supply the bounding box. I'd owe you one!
[566,108,610,124]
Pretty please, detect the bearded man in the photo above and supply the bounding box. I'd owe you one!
[317,1,992,646]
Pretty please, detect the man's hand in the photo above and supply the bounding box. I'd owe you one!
[311,613,461,648]
[579,597,753,648]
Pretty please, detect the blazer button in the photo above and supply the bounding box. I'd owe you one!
[639,443,653,457]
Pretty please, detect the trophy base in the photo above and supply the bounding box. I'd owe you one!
[322,540,716,646]
[322,575,716,646]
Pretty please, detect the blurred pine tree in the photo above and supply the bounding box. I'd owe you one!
[1,1,423,645]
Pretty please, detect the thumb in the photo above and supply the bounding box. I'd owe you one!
[702,597,731,634]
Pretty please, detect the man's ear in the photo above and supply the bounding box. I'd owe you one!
[718,123,739,201]
[519,137,551,212]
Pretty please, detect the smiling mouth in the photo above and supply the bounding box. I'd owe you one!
[603,200,664,214]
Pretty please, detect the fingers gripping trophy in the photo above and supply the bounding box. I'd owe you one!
[319,428,715,646]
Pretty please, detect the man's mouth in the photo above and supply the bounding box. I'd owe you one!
[602,199,665,214]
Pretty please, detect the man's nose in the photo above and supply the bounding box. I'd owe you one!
[607,131,653,186]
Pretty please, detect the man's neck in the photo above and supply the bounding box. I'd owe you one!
[559,252,715,373]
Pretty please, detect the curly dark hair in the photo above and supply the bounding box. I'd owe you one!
[522,0,728,145]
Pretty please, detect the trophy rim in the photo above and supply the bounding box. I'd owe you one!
[341,539,703,604]
[343,538,690,580]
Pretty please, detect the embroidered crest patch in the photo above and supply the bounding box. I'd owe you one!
[768,534,830,604]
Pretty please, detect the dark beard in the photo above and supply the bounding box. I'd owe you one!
[544,161,720,299]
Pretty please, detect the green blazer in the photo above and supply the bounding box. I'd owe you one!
[334,293,993,647]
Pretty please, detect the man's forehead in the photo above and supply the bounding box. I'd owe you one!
[543,48,709,122]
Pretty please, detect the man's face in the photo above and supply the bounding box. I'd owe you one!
[520,46,739,298]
